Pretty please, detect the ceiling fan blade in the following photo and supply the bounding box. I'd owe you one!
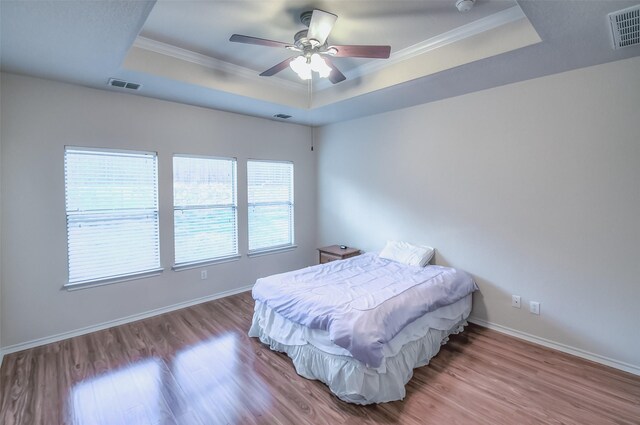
[230,34,291,49]
[259,57,296,77]
[324,58,346,84]
[329,45,391,59]
[307,9,337,45]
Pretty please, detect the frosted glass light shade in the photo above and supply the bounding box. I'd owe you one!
[310,53,332,78]
[289,54,331,80]
[289,56,311,80]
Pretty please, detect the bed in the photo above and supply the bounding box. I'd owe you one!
[249,251,477,404]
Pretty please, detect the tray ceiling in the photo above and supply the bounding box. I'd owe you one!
[2,1,639,125]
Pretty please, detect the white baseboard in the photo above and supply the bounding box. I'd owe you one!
[468,316,640,376]
[0,285,254,358]
[2,299,638,378]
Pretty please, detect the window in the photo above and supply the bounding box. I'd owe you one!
[64,147,161,287]
[173,155,238,267]
[247,160,294,253]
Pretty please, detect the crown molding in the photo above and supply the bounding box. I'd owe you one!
[315,5,527,91]
[133,37,306,93]
[132,6,526,102]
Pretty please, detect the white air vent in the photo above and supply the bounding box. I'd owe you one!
[609,5,640,49]
[108,78,142,90]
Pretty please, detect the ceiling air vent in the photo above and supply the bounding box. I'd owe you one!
[108,78,142,91]
[608,5,640,49]
[273,114,292,119]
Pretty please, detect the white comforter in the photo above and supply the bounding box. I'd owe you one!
[252,253,477,368]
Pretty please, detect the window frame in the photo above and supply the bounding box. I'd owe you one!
[246,159,296,256]
[63,146,163,290]
[172,154,240,270]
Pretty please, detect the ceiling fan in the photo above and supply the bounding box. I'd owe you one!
[229,9,391,84]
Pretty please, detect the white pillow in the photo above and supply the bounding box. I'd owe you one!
[379,240,435,267]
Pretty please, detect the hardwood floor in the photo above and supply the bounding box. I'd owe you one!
[1,291,639,425]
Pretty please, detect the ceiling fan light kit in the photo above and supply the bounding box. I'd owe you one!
[310,54,332,77]
[229,9,391,84]
[290,56,312,80]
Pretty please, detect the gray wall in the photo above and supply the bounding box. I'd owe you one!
[0,76,3,357]
[316,57,640,369]
[0,72,316,348]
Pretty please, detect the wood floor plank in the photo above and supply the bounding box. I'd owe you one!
[449,328,640,423]
[1,291,638,425]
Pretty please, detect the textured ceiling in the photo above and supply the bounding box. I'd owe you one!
[1,1,640,126]
[0,1,155,86]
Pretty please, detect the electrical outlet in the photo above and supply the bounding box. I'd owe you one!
[512,295,521,308]
[530,301,540,315]
[200,270,208,280]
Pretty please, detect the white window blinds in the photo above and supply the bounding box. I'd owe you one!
[64,148,161,286]
[173,156,238,266]
[247,160,294,252]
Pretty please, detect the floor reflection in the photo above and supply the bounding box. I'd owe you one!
[68,333,272,424]
[70,358,163,425]
[171,332,271,424]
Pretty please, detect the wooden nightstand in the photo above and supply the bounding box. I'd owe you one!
[318,245,361,264]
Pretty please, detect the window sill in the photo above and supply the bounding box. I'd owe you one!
[64,268,164,291]
[172,255,241,271]
[247,245,297,258]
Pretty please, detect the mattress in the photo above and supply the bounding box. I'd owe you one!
[252,252,477,368]
[249,253,477,404]
[250,294,472,370]
[249,297,471,404]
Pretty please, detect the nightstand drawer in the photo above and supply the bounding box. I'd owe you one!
[317,245,361,264]
[320,252,342,264]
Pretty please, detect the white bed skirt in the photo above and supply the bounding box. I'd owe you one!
[249,302,468,404]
